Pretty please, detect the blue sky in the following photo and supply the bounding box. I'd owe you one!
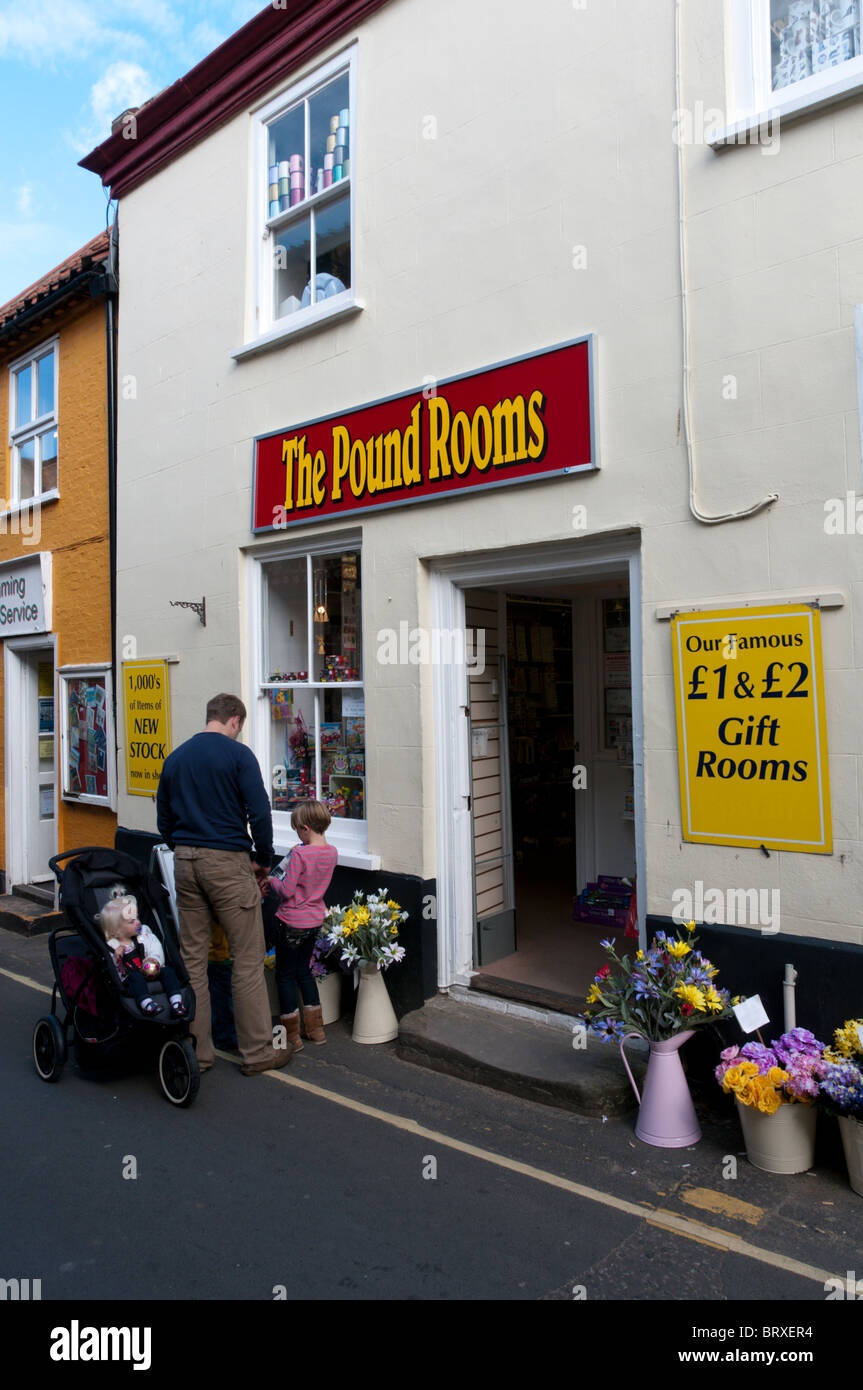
[0,0,264,308]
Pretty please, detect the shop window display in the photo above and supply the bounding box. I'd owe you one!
[770,0,860,90]
[265,69,352,320]
[262,550,364,820]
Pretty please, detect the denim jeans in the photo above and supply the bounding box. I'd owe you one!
[274,922,320,1014]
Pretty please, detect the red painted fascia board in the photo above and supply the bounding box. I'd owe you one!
[80,0,391,199]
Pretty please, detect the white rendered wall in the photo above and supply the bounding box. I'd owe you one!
[114,0,863,943]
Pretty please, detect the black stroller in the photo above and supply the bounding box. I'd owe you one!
[32,846,200,1107]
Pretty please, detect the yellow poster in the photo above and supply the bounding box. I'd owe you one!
[671,605,831,854]
[122,660,171,795]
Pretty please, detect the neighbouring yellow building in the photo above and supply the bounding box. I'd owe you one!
[0,230,117,901]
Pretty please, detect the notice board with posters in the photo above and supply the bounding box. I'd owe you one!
[60,669,111,804]
[671,604,831,854]
[122,660,171,795]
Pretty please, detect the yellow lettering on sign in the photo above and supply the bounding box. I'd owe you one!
[671,605,831,853]
[122,661,171,797]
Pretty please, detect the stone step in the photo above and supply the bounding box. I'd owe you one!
[397,994,646,1118]
[11,882,56,907]
[0,894,64,937]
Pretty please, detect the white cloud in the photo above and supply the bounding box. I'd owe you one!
[15,185,34,216]
[0,1,137,64]
[65,60,155,156]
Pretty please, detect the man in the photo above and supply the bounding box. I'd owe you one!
[156,693,289,1076]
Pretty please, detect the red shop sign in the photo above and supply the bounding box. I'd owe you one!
[252,336,595,531]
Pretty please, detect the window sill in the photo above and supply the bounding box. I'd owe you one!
[232,296,364,363]
[273,838,380,872]
[0,489,59,519]
[711,70,863,148]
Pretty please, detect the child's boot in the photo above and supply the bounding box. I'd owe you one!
[301,1003,326,1044]
[280,1010,303,1053]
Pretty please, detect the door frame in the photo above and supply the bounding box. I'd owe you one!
[4,634,57,890]
[430,534,644,990]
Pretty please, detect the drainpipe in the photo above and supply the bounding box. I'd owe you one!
[783,963,797,1032]
[99,211,119,762]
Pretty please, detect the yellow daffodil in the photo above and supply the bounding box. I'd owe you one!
[355,906,370,925]
[684,920,696,932]
[667,941,691,960]
[636,949,644,961]
[674,982,705,1011]
[586,983,603,1005]
[703,986,724,1013]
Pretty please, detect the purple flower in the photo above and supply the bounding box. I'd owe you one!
[714,1045,740,1084]
[740,1042,779,1073]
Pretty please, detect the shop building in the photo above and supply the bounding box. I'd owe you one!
[0,231,118,898]
[82,0,863,1028]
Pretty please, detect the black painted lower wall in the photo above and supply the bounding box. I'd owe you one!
[114,827,438,1018]
[647,913,863,1084]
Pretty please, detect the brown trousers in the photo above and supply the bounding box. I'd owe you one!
[173,846,274,1068]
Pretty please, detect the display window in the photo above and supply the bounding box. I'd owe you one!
[729,0,863,124]
[261,547,364,821]
[252,48,356,341]
[58,664,116,807]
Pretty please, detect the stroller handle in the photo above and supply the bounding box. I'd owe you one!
[48,847,116,882]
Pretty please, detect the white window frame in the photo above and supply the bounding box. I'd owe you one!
[719,0,863,141]
[247,533,377,868]
[6,336,60,509]
[57,663,117,809]
[237,45,361,361]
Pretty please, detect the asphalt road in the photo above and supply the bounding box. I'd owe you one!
[2,926,860,1316]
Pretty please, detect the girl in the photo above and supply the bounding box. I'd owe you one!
[100,895,187,1018]
[268,800,338,1049]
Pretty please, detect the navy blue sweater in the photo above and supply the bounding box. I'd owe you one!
[156,732,274,863]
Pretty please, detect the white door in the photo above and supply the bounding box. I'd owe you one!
[29,651,56,879]
[5,644,57,886]
[465,590,515,965]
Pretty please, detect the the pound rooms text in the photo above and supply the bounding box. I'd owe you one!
[277,391,547,516]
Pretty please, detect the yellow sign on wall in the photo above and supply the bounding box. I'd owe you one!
[671,605,831,854]
[122,660,171,795]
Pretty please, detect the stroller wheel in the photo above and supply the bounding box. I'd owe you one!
[33,1016,67,1082]
[158,1037,200,1108]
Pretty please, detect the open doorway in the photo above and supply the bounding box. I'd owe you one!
[465,576,635,1012]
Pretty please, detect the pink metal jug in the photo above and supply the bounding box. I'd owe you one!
[620,1029,701,1148]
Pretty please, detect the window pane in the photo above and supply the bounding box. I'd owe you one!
[268,102,306,213]
[19,439,35,498]
[771,0,860,91]
[269,694,318,813]
[312,551,362,678]
[37,350,54,418]
[15,365,32,428]
[273,214,312,318]
[321,687,365,820]
[314,194,351,300]
[309,72,350,194]
[40,428,58,492]
[264,558,309,680]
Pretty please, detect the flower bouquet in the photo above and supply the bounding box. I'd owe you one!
[820,1018,863,1196]
[716,1028,828,1174]
[580,923,732,1148]
[581,922,732,1044]
[322,890,408,972]
[323,891,408,1044]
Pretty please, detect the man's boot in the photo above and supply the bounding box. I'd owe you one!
[281,1010,303,1053]
[301,1003,326,1044]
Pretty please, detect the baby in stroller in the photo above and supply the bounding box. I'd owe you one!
[100,892,187,1019]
